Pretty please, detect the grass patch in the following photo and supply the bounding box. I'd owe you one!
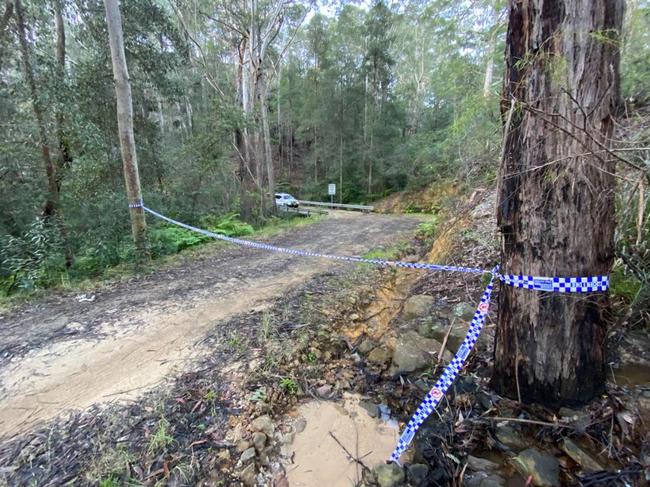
[147,418,174,455]
[279,377,299,395]
[362,240,411,261]
[85,444,136,485]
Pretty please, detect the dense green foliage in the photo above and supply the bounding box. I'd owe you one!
[0,0,648,297]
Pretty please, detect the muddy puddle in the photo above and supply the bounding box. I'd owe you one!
[609,362,650,387]
[286,394,398,487]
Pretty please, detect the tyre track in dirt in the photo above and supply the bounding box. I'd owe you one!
[0,211,423,440]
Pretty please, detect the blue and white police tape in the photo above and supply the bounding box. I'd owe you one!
[138,205,610,461]
[142,206,488,275]
[389,267,497,463]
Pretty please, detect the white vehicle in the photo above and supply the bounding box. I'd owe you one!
[274,193,299,208]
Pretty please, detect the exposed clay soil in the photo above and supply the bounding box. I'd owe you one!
[0,211,423,440]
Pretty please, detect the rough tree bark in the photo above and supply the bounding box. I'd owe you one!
[104,0,148,259]
[494,0,624,406]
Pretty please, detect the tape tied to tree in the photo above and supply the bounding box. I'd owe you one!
[138,205,610,462]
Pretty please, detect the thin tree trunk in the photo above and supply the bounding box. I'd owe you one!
[493,0,624,406]
[15,0,58,218]
[0,1,14,70]
[185,96,193,132]
[339,132,343,204]
[53,0,74,267]
[156,96,165,133]
[104,0,148,260]
[368,130,373,195]
[482,29,496,98]
[261,82,274,203]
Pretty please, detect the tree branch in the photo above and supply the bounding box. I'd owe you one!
[168,0,227,100]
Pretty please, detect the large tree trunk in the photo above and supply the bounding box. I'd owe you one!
[104,0,148,260]
[493,0,624,406]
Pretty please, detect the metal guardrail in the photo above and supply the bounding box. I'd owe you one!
[277,206,326,217]
[297,200,374,212]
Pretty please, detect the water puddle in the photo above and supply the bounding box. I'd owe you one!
[286,394,398,487]
[609,362,650,387]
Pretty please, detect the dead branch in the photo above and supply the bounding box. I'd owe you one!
[328,431,372,472]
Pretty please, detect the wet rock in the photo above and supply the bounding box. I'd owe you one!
[358,338,376,354]
[239,463,257,486]
[416,317,450,339]
[512,448,560,487]
[360,400,379,418]
[239,447,256,465]
[466,455,499,471]
[494,423,527,450]
[252,415,275,436]
[236,440,251,453]
[561,439,602,473]
[390,331,451,375]
[373,463,405,487]
[465,473,507,487]
[316,384,333,398]
[252,432,267,452]
[453,302,476,320]
[403,295,435,320]
[294,417,307,433]
[407,463,429,485]
[368,346,392,365]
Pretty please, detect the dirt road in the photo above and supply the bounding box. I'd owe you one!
[0,211,422,440]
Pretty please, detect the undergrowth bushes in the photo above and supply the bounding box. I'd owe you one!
[1,213,277,297]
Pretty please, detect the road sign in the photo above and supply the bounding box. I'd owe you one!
[328,183,336,195]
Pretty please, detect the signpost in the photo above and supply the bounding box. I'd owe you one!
[328,183,336,208]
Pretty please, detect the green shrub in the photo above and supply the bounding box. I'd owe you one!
[149,226,210,257]
[202,213,254,237]
[0,219,65,293]
[610,266,642,302]
[416,216,439,239]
